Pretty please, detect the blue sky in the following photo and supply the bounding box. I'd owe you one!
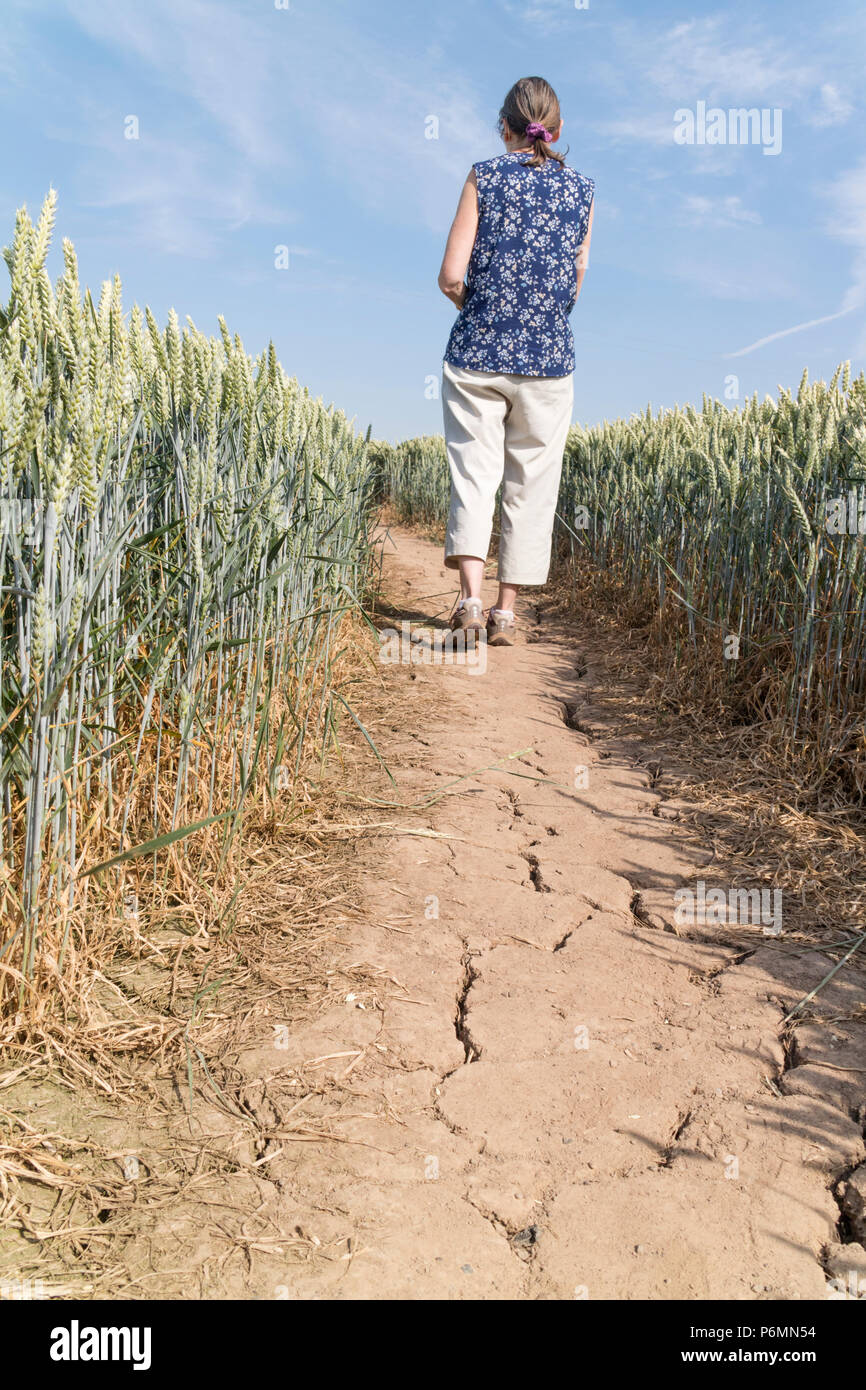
[1,0,865,441]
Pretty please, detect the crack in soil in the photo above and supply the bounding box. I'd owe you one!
[560,700,594,739]
[777,1007,866,1265]
[779,1025,798,1079]
[430,1098,470,1137]
[523,851,551,893]
[698,948,758,982]
[831,1160,866,1246]
[659,1108,693,1168]
[455,944,482,1063]
[463,1193,539,1268]
[630,890,657,930]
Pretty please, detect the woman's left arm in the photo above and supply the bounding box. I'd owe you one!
[574,195,595,303]
[438,171,479,309]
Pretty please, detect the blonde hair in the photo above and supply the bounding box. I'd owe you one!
[498,76,565,168]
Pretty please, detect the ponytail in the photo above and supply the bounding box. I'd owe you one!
[499,76,566,168]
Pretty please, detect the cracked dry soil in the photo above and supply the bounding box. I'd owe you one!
[225,527,866,1299]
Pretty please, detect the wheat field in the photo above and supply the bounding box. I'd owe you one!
[0,193,376,1025]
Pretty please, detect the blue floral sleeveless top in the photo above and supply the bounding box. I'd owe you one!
[445,153,595,378]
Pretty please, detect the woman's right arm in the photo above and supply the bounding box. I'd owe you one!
[438,171,479,310]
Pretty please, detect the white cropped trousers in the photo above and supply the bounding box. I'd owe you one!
[442,361,573,586]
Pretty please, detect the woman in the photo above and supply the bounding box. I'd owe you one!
[438,76,595,646]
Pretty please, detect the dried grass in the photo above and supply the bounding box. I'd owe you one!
[0,614,408,1295]
[542,562,866,961]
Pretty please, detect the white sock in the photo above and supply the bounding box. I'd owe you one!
[490,607,514,618]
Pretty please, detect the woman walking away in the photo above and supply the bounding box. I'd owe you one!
[438,76,595,646]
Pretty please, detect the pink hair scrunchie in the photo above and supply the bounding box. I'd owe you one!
[525,121,552,142]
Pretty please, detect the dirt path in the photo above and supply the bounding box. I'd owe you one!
[207,526,862,1301]
[9,525,863,1302]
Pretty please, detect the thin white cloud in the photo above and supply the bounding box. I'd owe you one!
[595,116,675,147]
[591,14,859,169]
[806,82,854,129]
[52,118,296,258]
[825,156,866,313]
[726,307,855,358]
[726,155,866,356]
[59,0,494,244]
[646,17,816,103]
[680,195,762,228]
[67,0,289,167]
[498,0,588,37]
[671,254,796,304]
